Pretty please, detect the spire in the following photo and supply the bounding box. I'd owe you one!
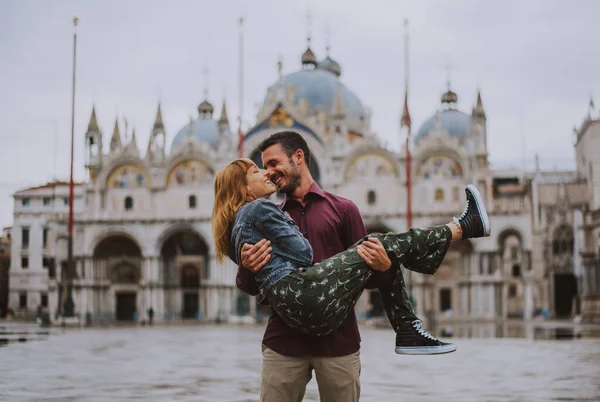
[218,100,230,131]
[87,106,99,132]
[219,100,229,123]
[473,90,486,119]
[129,128,137,149]
[153,103,164,132]
[110,118,121,151]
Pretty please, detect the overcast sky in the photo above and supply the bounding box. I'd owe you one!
[1,0,599,230]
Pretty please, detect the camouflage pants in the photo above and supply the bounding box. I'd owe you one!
[266,225,452,336]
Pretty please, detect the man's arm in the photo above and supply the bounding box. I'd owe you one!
[236,239,273,296]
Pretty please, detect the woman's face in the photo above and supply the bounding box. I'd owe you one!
[246,164,277,199]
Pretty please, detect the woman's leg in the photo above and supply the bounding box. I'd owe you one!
[266,225,453,337]
[268,184,490,339]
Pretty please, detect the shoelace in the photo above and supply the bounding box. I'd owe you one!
[458,199,470,221]
[412,320,438,341]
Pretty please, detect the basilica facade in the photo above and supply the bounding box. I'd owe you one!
[13,44,593,325]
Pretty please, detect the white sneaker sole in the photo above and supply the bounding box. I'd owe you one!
[466,184,491,237]
[395,344,457,355]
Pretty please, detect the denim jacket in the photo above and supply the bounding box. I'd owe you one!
[229,199,314,301]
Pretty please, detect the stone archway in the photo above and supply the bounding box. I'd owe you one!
[160,230,209,320]
[93,235,142,321]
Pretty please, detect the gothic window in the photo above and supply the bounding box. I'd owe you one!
[189,195,197,209]
[512,264,521,277]
[367,190,376,205]
[124,196,133,211]
[435,188,444,202]
[552,225,574,256]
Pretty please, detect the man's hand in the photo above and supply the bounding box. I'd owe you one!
[356,237,391,272]
[241,239,272,273]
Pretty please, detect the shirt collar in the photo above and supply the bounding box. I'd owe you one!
[281,181,325,209]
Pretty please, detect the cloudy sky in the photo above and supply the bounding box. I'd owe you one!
[1,0,599,229]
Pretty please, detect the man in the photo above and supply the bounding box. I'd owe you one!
[237,131,451,401]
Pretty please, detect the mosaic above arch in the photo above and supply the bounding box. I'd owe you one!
[418,155,463,180]
[345,153,398,181]
[167,160,214,186]
[107,164,149,189]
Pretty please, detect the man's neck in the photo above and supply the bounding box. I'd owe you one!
[288,175,314,204]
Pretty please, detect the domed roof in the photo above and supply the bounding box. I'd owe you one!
[416,109,471,142]
[267,69,366,130]
[318,56,341,77]
[301,47,317,66]
[441,89,458,104]
[198,100,214,115]
[171,119,220,150]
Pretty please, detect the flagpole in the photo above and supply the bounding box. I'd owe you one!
[237,17,244,158]
[402,19,415,308]
[63,16,78,319]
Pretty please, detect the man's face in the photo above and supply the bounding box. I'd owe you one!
[261,144,302,194]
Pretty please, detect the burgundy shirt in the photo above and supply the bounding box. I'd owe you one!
[236,183,393,357]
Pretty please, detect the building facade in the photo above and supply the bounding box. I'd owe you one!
[574,109,600,323]
[8,182,84,319]
[14,44,597,324]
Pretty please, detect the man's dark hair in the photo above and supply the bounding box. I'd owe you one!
[258,131,311,167]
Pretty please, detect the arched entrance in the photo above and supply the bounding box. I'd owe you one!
[181,265,200,319]
[93,235,142,321]
[552,225,576,317]
[160,230,209,320]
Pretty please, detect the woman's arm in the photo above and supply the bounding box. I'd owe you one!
[250,199,314,267]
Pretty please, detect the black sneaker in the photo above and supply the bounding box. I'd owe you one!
[454,184,491,239]
[395,320,457,355]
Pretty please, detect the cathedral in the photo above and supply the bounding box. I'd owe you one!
[8,43,599,325]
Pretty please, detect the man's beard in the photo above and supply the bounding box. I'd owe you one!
[278,165,302,195]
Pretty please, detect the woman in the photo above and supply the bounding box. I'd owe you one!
[213,159,490,354]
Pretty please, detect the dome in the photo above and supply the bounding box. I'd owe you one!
[198,100,214,115]
[415,109,471,142]
[267,69,367,130]
[441,89,458,104]
[171,119,220,150]
[301,47,317,66]
[318,56,341,77]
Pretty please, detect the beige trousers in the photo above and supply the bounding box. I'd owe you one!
[260,345,361,402]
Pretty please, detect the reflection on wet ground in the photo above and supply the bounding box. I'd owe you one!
[1,321,599,401]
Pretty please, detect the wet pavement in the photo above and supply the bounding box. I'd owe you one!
[1,321,599,401]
